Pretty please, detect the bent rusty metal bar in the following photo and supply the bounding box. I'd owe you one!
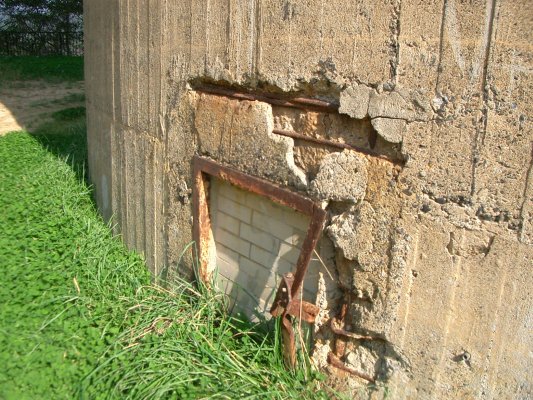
[330,319,377,341]
[327,352,376,383]
[192,159,213,284]
[326,301,379,382]
[192,155,326,369]
[195,83,338,113]
[273,128,400,164]
[194,84,403,164]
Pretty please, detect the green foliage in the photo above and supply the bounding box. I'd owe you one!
[0,123,333,398]
[0,56,83,82]
[0,0,82,32]
[0,132,147,399]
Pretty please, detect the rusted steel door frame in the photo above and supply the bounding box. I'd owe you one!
[192,155,326,367]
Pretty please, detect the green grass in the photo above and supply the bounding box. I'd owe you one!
[0,56,84,83]
[0,119,332,398]
[51,106,86,121]
[0,55,334,399]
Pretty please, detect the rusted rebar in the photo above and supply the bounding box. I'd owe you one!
[195,83,338,113]
[327,352,376,383]
[272,128,399,163]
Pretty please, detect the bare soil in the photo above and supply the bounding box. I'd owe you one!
[0,80,84,135]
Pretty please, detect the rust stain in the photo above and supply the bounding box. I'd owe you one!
[273,128,401,164]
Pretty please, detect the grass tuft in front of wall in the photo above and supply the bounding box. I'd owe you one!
[0,125,333,398]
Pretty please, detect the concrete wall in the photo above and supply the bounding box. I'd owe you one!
[84,0,533,397]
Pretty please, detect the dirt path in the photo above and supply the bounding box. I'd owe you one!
[0,80,85,135]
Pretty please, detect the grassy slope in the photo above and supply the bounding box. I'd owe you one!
[0,57,333,399]
[0,56,84,82]
[0,129,330,399]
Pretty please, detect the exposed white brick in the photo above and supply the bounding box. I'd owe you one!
[250,244,276,269]
[218,181,249,206]
[275,257,294,275]
[210,177,319,321]
[240,257,272,284]
[216,243,240,264]
[215,228,250,257]
[260,282,278,300]
[281,228,306,248]
[218,195,252,223]
[252,210,295,243]
[302,288,316,303]
[279,241,301,264]
[303,277,318,296]
[217,275,234,296]
[216,211,240,235]
[283,209,311,231]
[216,257,238,282]
[245,194,285,220]
[240,223,279,253]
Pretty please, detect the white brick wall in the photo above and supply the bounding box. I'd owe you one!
[210,178,322,320]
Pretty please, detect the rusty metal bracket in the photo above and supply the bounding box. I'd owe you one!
[194,84,403,165]
[326,302,378,383]
[327,352,376,383]
[272,128,401,164]
[192,156,326,368]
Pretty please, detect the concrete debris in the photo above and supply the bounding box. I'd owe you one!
[371,117,406,143]
[339,84,372,119]
[310,151,368,204]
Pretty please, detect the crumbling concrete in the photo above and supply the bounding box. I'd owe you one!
[310,151,368,204]
[85,0,533,398]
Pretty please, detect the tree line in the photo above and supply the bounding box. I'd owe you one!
[0,0,82,33]
[0,1,83,56]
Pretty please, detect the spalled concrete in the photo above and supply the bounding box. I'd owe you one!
[85,0,533,398]
[310,151,368,204]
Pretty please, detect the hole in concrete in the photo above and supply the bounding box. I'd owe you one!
[192,156,325,323]
[209,178,320,321]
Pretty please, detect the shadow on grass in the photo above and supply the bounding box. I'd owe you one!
[0,56,84,84]
[29,110,89,187]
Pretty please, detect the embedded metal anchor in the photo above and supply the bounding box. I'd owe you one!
[270,273,320,368]
[269,205,326,369]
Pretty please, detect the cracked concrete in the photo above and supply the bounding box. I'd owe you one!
[85,0,533,398]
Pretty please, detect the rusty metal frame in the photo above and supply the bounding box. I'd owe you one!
[192,155,326,367]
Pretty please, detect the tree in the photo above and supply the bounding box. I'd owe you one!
[0,0,83,32]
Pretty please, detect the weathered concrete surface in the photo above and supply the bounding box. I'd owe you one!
[85,0,533,397]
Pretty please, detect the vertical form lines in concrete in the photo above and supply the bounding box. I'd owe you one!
[470,0,499,197]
